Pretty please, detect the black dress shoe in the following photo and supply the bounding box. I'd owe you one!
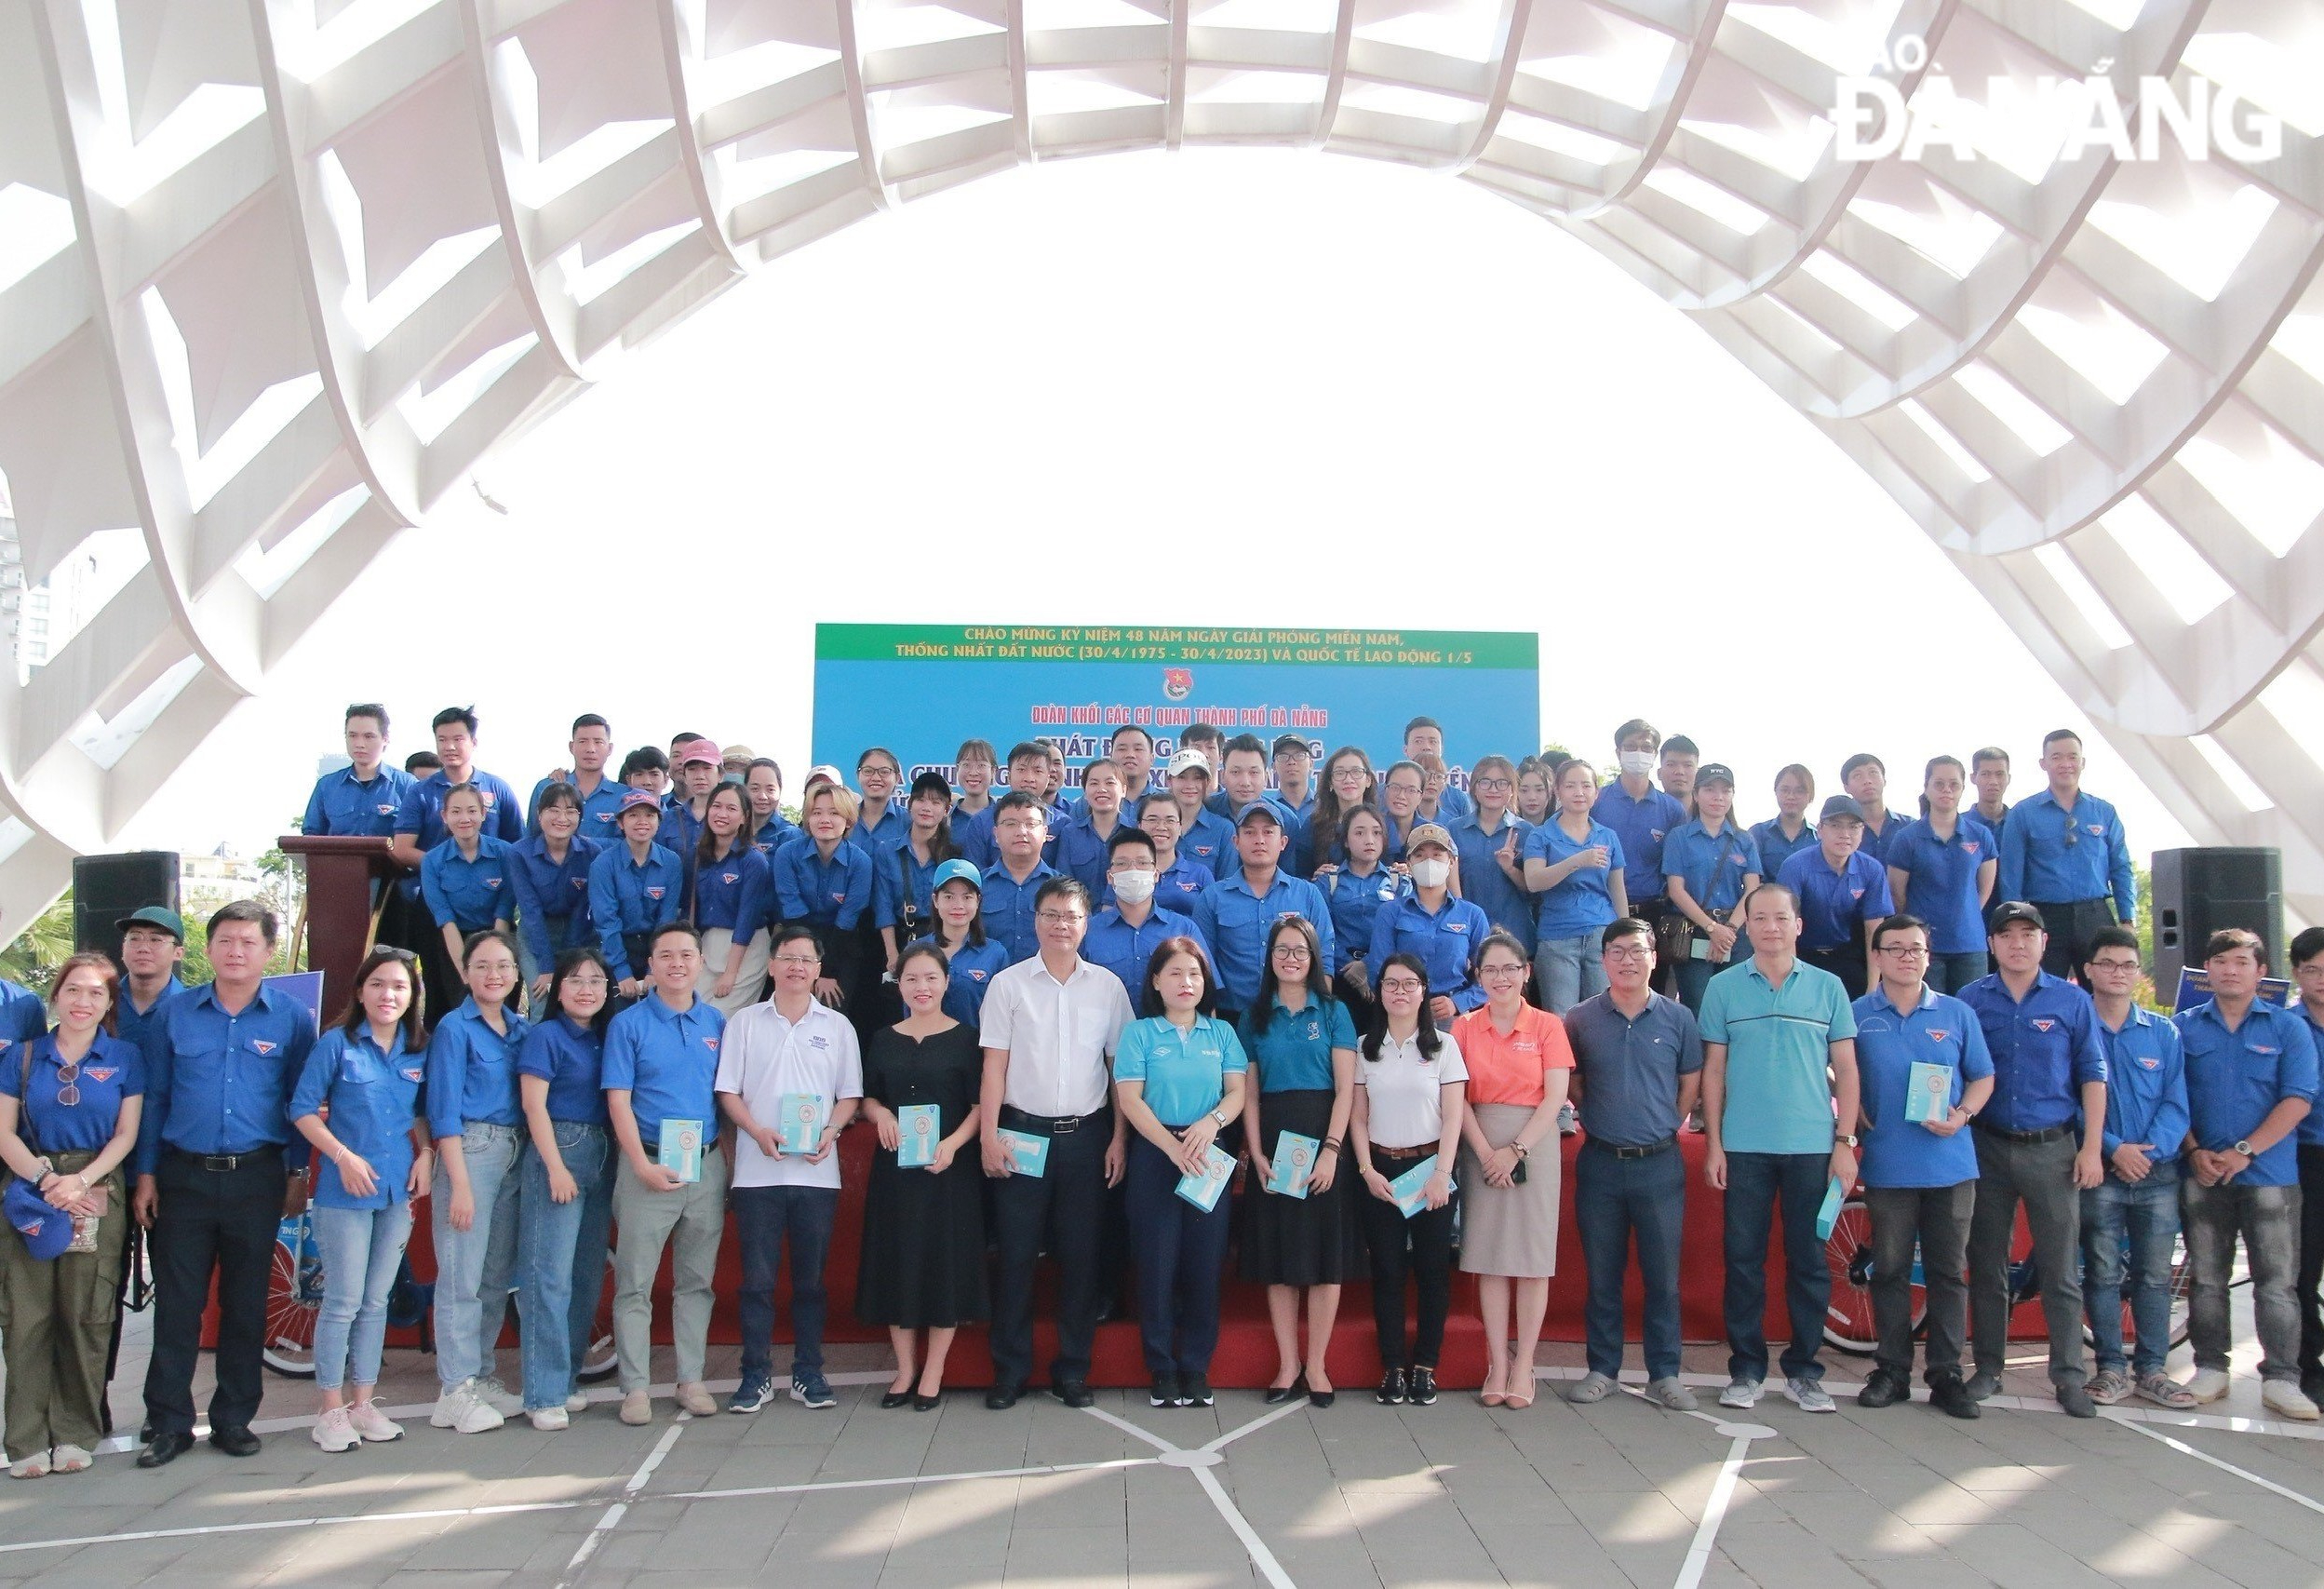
[913,1391,942,1411]
[1309,1386,1337,1409]
[1263,1376,1308,1406]
[1928,1374,1981,1421]
[880,1390,914,1409]
[136,1430,194,1468]
[209,1425,262,1457]
[1856,1367,1910,1409]
[986,1384,1025,1411]
[1053,1380,1095,1410]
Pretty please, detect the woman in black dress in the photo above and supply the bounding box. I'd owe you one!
[855,942,987,1407]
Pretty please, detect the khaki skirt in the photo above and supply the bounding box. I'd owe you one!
[1457,1101,1561,1278]
[702,926,770,1014]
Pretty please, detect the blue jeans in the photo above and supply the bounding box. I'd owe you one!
[732,1184,840,1382]
[1723,1151,1830,1383]
[1124,1136,1232,1377]
[312,1202,413,1392]
[432,1123,523,1390]
[1535,933,1608,1015]
[2081,1168,2180,1377]
[518,1122,613,1411]
[1926,952,1987,995]
[1575,1140,1686,1380]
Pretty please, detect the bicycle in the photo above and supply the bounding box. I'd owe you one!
[1822,1196,2196,1355]
[262,1206,617,1381]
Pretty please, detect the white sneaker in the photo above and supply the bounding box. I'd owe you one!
[47,1443,93,1474]
[565,1393,590,1414]
[2183,1367,2233,1404]
[529,1407,570,1432]
[346,1403,403,1443]
[2262,1380,2321,1421]
[1718,1378,1765,1408]
[474,1377,524,1416]
[312,1407,359,1454]
[432,1379,506,1434]
[1784,1377,1836,1413]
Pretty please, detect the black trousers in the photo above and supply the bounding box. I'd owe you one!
[1803,943,1868,999]
[143,1149,287,1436]
[1360,1147,1455,1370]
[2030,899,2116,985]
[988,1113,1109,1390]
[1867,1181,1974,1382]
[2300,1144,2324,1379]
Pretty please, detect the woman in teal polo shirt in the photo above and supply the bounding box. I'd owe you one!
[1238,917,1357,1408]
[1114,938,1248,1411]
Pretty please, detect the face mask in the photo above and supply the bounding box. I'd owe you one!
[1111,869,1157,905]
[1619,750,1656,778]
[1410,858,1451,889]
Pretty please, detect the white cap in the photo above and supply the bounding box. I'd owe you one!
[1166,748,1212,779]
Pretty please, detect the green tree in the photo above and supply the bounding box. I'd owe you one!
[0,891,75,989]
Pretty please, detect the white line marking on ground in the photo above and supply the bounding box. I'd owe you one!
[1192,1461,1297,1589]
[664,1456,1159,1501]
[1202,1397,1311,1453]
[558,1420,684,1584]
[0,1498,596,1556]
[2112,1416,2324,1515]
[1078,1402,1183,1453]
[1671,1431,1760,1589]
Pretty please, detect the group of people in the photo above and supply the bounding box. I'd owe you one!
[0,700,2313,1487]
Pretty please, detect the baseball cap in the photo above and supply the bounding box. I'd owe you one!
[803,764,847,790]
[676,742,721,767]
[5,1179,73,1261]
[1696,763,1735,788]
[1988,900,2047,934]
[1166,749,1212,779]
[115,905,184,941]
[1270,734,1312,759]
[1818,795,1868,824]
[1406,822,1455,855]
[1234,801,1285,830]
[617,789,664,816]
[908,771,953,802]
[933,858,984,895]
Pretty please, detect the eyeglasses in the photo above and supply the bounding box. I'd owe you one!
[1377,977,1424,994]
[567,975,611,990]
[1877,944,1929,958]
[1269,947,1312,963]
[54,1059,78,1108]
[2089,958,2142,974]
[997,818,1044,833]
[1036,911,1085,927]
[1479,963,1527,978]
[1472,777,1512,791]
[772,954,821,967]
[1605,945,1653,962]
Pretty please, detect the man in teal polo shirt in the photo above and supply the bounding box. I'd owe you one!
[1699,882,1861,1414]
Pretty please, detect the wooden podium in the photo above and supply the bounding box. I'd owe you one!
[278,833,408,1022]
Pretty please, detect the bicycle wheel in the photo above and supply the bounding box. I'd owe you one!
[1823,1199,1882,1353]
[262,1214,322,1378]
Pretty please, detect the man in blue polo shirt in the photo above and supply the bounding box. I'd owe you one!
[1193,803,1332,1022]
[527,714,625,841]
[2077,926,2195,1409]
[303,703,414,837]
[1084,829,1208,1001]
[1776,795,1893,998]
[1970,747,2012,836]
[114,906,188,1046]
[589,791,684,1000]
[1841,754,1908,864]
[1699,882,1861,1414]
[1997,730,2136,982]
[603,923,728,1427]
[2292,926,2324,1407]
[1592,719,1686,928]
[1271,734,1318,874]
[1958,900,2107,1416]
[980,791,1061,963]
[2175,927,2318,1420]
[390,707,523,865]
[1851,914,1993,1420]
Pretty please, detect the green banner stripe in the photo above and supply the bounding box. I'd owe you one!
[814,625,1538,669]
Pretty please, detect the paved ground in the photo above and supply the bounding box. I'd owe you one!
[1,1312,2321,1587]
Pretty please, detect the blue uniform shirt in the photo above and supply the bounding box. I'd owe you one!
[1750,817,1818,879]
[1318,864,1409,977]
[424,1000,530,1139]
[114,976,186,1051]
[1082,906,1208,1007]
[1366,892,1491,1012]
[0,1031,143,1153]
[1525,818,1627,940]
[528,773,627,843]
[980,859,1063,964]
[1136,855,1211,914]
[912,935,1013,1027]
[1592,782,1686,905]
[509,833,603,967]
[291,1027,424,1209]
[588,842,685,979]
[1998,788,2137,918]
[517,1013,611,1127]
[1113,1015,1247,1127]
[2095,1004,2187,1167]
[1777,846,1895,951]
[955,803,1001,870]
[1956,971,2108,1134]
[773,841,876,934]
[1450,812,1536,943]
[396,768,522,850]
[603,991,725,1141]
[656,801,704,861]
[872,842,944,935]
[846,799,910,861]
[1239,995,1357,1093]
[1179,807,1238,880]
[304,764,415,838]
[1046,808,1135,895]
[751,812,802,860]
[1661,819,1762,919]
[1859,808,1911,866]
[133,981,317,1175]
[689,842,773,938]
[1195,869,1335,1012]
[2175,999,2318,1186]
[1885,816,1996,954]
[1851,987,1994,1189]
[420,835,516,931]
[0,980,47,1049]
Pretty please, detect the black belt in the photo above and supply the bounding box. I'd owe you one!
[167,1144,283,1173]
[1584,1136,1675,1160]
[999,1105,1108,1137]
[1973,1119,2074,1145]
[639,1137,720,1158]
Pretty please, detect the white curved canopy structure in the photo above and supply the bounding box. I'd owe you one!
[1,0,2319,923]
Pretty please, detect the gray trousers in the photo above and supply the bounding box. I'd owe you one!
[611,1146,730,1392]
[2183,1178,2302,1380]
[1867,1181,1974,1383]
[1968,1128,2088,1385]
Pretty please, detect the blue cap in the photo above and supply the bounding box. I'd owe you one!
[6,1179,74,1260]
[933,858,984,895]
[1234,800,1286,829]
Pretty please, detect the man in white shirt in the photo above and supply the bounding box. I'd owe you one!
[717,925,863,1415]
[977,877,1135,1408]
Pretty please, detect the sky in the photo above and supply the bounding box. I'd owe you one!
[114,144,2188,859]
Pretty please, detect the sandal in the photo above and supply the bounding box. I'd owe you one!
[2137,1372,2198,1410]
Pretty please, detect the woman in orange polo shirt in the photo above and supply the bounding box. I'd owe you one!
[1453,930,1575,1408]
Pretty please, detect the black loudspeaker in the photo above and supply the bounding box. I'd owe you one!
[72,851,180,963]
[2152,847,2282,993]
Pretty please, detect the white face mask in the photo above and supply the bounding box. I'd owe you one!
[1619,750,1656,778]
[1110,869,1157,905]
[1410,857,1451,889]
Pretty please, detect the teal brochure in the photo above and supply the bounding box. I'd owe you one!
[657,1119,704,1185]
[1388,1154,1445,1219]
[776,1094,825,1155]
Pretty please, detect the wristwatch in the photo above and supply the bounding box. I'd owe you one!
[1211,1108,1232,1130]
[2234,1138,2256,1157]
[1834,1133,1861,1149]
